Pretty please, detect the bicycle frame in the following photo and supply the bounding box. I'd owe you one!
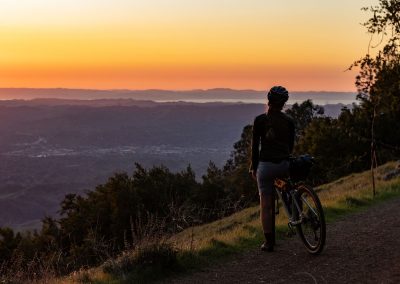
[274,178,305,226]
[272,157,326,254]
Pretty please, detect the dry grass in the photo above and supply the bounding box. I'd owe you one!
[169,162,400,252]
[59,268,112,284]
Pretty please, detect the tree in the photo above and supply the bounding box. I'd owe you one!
[285,100,324,139]
[199,161,225,206]
[350,0,400,194]
[222,125,258,203]
[295,107,371,183]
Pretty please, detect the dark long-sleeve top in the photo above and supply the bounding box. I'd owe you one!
[250,110,295,172]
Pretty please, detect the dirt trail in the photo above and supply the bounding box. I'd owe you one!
[169,197,400,284]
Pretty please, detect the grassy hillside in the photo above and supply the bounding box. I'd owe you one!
[61,162,400,283]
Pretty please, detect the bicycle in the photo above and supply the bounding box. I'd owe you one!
[274,155,326,254]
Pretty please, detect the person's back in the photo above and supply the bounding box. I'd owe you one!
[252,110,294,167]
[249,86,295,252]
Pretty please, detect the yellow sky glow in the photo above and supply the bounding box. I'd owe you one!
[0,0,380,91]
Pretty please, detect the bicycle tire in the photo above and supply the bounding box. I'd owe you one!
[295,184,326,254]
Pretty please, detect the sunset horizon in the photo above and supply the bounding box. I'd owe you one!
[0,86,357,92]
[1,0,379,93]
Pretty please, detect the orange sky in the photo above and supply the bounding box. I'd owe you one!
[0,0,379,91]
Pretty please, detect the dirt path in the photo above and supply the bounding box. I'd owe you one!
[169,197,400,284]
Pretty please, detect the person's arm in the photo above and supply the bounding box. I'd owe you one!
[249,117,260,173]
[288,120,295,153]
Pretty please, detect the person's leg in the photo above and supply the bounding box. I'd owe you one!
[257,161,289,251]
[260,191,275,236]
[270,192,276,244]
[257,162,275,251]
[260,191,275,250]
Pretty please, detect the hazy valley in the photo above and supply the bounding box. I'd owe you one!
[0,91,353,230]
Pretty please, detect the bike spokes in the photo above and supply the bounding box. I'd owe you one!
[295,185,326,254]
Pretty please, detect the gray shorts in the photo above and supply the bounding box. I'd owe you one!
[256,160,289,195]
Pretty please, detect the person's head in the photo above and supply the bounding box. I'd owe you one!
[267,86,289,111]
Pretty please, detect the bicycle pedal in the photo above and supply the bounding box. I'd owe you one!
[287,223,296,237]
[286,231,296,238]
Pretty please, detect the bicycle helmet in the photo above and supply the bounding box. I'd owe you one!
[267,86,289,105]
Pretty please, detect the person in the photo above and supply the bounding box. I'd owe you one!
[249,86,295,252]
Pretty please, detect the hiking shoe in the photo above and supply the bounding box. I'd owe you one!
[260,242,274,252]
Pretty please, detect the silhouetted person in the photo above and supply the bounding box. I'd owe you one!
[249,86,295,252]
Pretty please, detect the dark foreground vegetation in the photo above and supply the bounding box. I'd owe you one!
[1,1,400,282]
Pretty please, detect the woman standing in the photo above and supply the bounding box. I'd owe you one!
[249,86,295,252]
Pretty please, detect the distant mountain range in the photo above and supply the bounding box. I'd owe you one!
[0,88,357,103]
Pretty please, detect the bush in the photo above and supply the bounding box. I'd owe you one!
[102,242,178,276]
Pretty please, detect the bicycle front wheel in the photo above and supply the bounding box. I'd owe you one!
[295,184,326,254]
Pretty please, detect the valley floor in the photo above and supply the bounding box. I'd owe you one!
[168,197,400,284]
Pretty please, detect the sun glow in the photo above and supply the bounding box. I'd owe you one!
[0,0,378,91]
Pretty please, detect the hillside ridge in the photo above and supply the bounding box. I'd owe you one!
[62,161,400,283]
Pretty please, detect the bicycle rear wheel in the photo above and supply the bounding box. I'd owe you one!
[295,184,326,254]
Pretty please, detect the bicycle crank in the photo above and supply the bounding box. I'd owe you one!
[287,223,296,237]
